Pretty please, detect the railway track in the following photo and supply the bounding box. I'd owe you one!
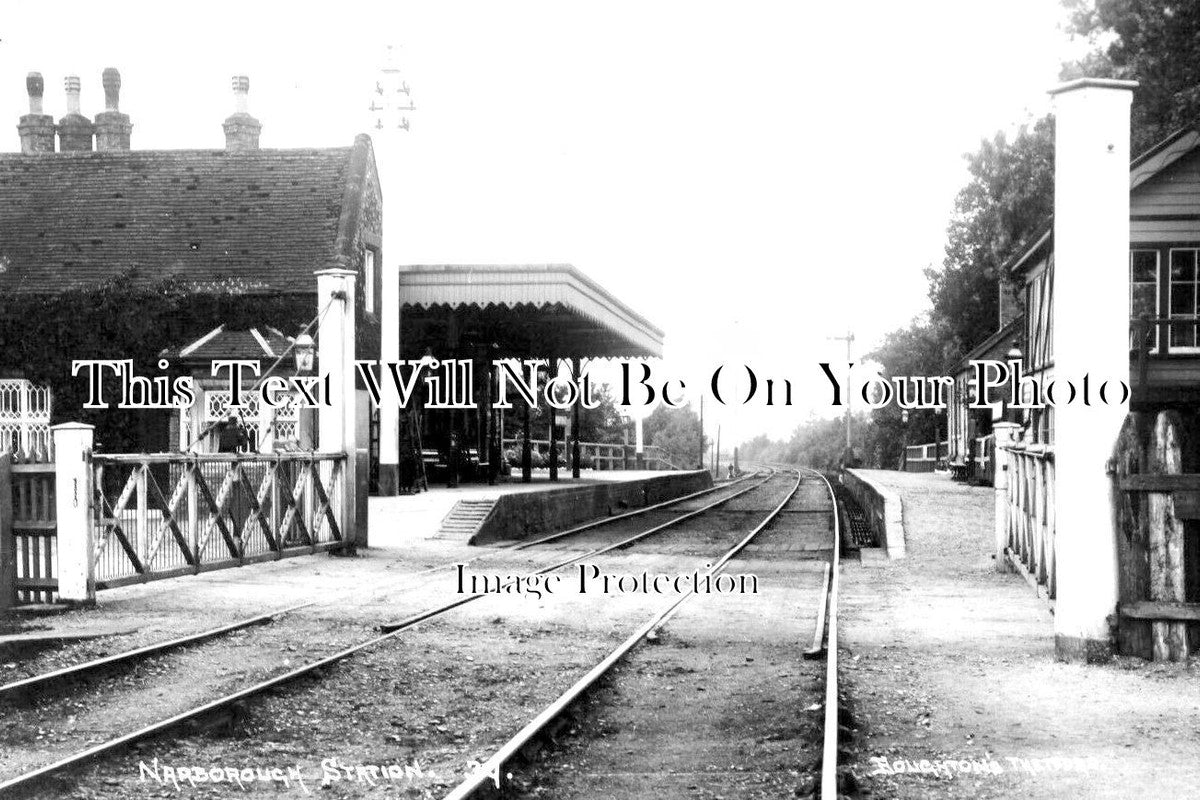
[0,471,762,704]
[0,468,832,797]
[439,467,841,799]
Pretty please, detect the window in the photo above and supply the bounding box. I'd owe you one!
[364,248,376,313]
[1169,248,1200,349]
[1130,249,1159,350]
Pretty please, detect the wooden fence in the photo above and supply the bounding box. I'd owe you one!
[1002,442,1056,605]
[501,439,678,471]
[902,441,948,473]
[1113,410,1199,661]
[91,452,345,590]
[1,451,57,606]
[2,444,347,607]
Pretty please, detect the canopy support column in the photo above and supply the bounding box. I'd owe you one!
[521,402,532,484]
[572,357,582,479]
[549,356,559,483]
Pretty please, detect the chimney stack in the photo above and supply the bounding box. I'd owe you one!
[17,72,56,153]
[222,75,261,151]
[95,68,132,151]
[57,75,95,152]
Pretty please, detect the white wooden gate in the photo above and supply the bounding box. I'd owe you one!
[91,452,345,589]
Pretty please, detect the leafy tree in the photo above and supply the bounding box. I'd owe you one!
[643,404,704,468]
[926,116,1055,360]
[576,383,627,444]
[1063,0,1200,153]
[738,412,876,471]
[864,320,951,467]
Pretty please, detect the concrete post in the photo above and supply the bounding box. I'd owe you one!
[54,422,95,604]
[992,421,1020,573]
[1050,77,1137,663]
[316,267,359,551]
[379,266,401,495]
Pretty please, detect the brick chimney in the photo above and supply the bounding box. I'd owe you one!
[94,68,132,151]
[222,75,261,151]
[17,72,55,153]
[57,75,94,152]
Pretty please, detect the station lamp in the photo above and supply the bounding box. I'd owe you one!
[294,333,315,374]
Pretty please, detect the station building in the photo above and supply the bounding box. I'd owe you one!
[0,70,663,492]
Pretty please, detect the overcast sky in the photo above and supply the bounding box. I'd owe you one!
[1,1,1090,442]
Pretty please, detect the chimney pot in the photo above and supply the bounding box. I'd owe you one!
[95,67,132,151]
[102,68,121,111]
[26,72,44,115]
[18,71,55,153]
[64,76,81,115]
[57,75,95,152]
[223,74,261,151]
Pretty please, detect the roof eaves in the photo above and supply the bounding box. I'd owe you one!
[329,134,375,268]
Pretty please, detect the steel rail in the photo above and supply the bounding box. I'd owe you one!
[440,469,805,800]
[510,469,762,550]
[0,471,781,793]
[378,469,779,632]
[359,469,765,596]
[803,562,831,659]
[798,466,842,800]
[0,603,312,701]
[6,471,766,696]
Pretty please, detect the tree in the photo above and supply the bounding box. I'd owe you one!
[864,320,951,468]
[576,383,626,444]
[642,404,703,468]
[1063,0,1200,153]
[926,116,1055,360]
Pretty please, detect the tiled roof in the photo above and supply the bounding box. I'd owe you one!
[0,144,364,294]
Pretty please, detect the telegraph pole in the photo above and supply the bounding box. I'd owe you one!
[828,328,855,457]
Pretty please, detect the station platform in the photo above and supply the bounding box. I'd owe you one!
[840,470,1200,799]
[370,469,712,546]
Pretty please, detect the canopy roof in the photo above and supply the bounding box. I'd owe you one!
[398,264,664,359]
[162,325,295,370]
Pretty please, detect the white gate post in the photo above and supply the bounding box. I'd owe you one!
[1050,77,1137,662]
[992,421,1020,573]
[54,422,95,604]
[316,266,358,550]
[379,266,401,495]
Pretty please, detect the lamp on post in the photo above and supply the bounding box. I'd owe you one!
[294,333,315,374]
[900,409,909,470]
[286,332,316,451]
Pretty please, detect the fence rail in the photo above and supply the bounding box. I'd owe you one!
[2,442,349,607]
[91,452,346,589]
[1002,443,1056,602]
[500,439,678,471]
[2,452,57,605]
[903,440,948,473]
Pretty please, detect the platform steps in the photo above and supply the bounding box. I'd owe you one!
[434,499,497,540]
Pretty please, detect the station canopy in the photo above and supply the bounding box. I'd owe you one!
[398,265,664,360]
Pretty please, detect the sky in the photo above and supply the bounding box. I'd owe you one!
[0,1,1092,442]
